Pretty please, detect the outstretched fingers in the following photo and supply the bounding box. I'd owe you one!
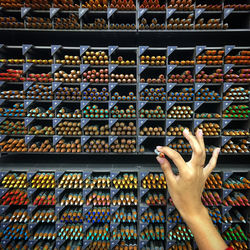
[203,148,220,178]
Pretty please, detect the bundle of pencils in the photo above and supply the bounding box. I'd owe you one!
[33,242,56,250]
[112,173,137,189]
[227,240,248,250]
[141,241,164,250]
[31,172,55,188]
[112,191,138,206]
[58,172,84,188]
[114,242,137,250]
[2,223,30,240]
[112,224,137,240]
[222,192,249,206]
[208,207,225,224]
[167,210,183,223]
[31,208,56,223]
[201,191,222,206]
[168,241,193,250]
[144,192,167,205]
[58,224,84,240]
[62,241,82,250]
[85,175,111,188]
[85,207,110,223]
[222,224,247,242]
[112,207,137,223]
[167,224,193,241]
[85,224,110,240]
[141,173,166,189]
[140,224,165,240]
[1,172,28,188]
[60,208,83,223]
[1,209,29,223]
[5,240,28,250]
[86,241,110,250]
[60,192,84,206]
[86,191,110,206]
[33,224,57,240]
[141,208,165,223]
[205,173,222,189]
[223,176,250,189]
[33,191,56,205]
[0,189,29,205]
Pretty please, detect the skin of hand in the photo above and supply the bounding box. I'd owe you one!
[156,128,219,218]
[156,128,228,250]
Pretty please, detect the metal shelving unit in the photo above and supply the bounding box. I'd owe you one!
[0,168,248,249]
[0,1,249,250]
[0,45,249,157]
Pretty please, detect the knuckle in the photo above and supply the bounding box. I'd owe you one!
[195,147,203,156]
[173,151,182,159]
[185,172,194,181]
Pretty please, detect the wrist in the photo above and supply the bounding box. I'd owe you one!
[179,204,209,224]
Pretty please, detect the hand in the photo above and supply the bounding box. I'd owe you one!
[156,128,220,221]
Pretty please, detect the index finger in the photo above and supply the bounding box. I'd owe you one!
[156,146,186,175]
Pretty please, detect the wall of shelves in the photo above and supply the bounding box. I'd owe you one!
[0,45,249,156]
[0,168,248,249]
[0,0,249,31]
[0,1,249,250]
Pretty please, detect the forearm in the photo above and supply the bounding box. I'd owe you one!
[181,206,228,250]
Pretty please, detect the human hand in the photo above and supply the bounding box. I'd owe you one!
[156,128,220,221]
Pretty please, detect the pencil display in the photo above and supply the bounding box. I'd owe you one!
[0,170,248,248]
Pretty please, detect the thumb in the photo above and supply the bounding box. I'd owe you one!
[156,156,176,184]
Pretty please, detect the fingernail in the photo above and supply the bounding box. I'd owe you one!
[156,146,162,150]
[198,129,203,136]
[156,156,165,165]
[183,128,189,135]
